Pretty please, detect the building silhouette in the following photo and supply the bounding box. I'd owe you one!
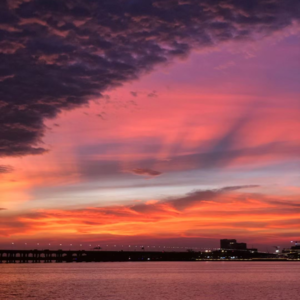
[220,239,247,250]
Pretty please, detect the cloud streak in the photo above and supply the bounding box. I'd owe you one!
[160,185,260,210]
[0,165,13,173]
[131,168,162,177]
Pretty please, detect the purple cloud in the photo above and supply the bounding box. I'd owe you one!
[0,0,299,157]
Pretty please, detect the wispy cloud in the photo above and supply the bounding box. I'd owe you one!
[0,165,14,174]
[131,168,162,178]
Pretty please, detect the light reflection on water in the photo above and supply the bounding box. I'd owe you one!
[0,262,299,300]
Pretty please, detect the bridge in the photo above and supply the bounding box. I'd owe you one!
[0,249,197,263]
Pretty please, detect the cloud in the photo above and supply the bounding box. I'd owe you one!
[165,141,300,171]
[130,91,138,97]
[215,61,236,70]
[96,113,106,120]
[147,91,158,98]
[163,185,260,210]
[2,185,300,245]
[68,138,300,188]
[0,0,299,157]
[266,199,300,208]
[0,165,14,173]
[131,168,162,177]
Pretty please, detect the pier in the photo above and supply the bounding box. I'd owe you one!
[1,249,298,263]
[0,249,198,263]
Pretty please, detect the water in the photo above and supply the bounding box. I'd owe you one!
[0,262,299,300]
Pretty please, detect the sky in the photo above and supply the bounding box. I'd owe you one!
[0,0,300,251]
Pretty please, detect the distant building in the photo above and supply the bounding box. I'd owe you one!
[220,239,236,249]
[220,239,247,250]
[282,244,300,259]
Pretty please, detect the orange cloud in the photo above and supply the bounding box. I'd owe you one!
[1,187,299,248]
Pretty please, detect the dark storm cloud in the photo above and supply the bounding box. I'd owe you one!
[1,0,299,156]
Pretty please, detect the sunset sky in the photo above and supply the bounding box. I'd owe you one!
[0,0,300,250]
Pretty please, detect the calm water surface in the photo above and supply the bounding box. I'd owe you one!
[0,262,299,300]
